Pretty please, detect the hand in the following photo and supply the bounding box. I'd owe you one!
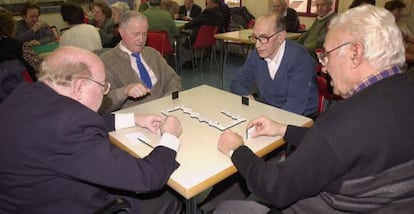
[134,114,164,134]
[32,21,46,32]
[125,83,150,98]
[183,16,192,21]
[161,116,182,138]
[246,116,287,138]
[247,95,255,100]
[218,130,244,157]
[28,40,40,46]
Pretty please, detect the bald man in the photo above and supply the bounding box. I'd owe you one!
[0,46,183,213]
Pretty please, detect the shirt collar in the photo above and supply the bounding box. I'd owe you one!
[318,10,334,20]
[348,66,402,97]
[265,40,286,63]
[119,42,134,56]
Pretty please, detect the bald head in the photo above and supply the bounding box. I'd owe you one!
[39,47,107,112]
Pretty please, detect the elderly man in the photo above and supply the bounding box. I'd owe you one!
[272,0,299,32]
[0,46,183,213]
[177,0,202,21]
[143,0,179,45]
[296,0,335,57]
[231,13,318,117]
[215,5,414,213]
[100,11,182,113]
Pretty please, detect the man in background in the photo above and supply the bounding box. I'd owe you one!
[272,0,299,32]
[100,11,182,113]
[177,0,202,21]
[231,13,318,117]
[296,0,335,58]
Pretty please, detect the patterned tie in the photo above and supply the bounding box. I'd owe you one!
[132,53,152,88]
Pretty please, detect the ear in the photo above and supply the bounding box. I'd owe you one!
[72,79,85,101]
[118,26,126,38]
[350,43,363,69]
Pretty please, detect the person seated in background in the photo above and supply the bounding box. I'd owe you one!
[15,1,55,46]
[296,0,335,59]
[272,0,299,33]
[218,0,231,32]
[100,11,182,113]
[177,0,202,21]
[384,0,414,68]
[59,3,102,51]
[160,0,180,18]
[0,46,183,213]
[89,1,114,48]
[231,13,318,117]
[110,1,130,47]
[0,9,40,84]
[180,0,224,66]
[348,0,375,8]
[215,5,414,213]
[143,0,179,45]
[106,0,135,10]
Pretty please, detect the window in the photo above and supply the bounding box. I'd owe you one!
[225,0,242,8]
[289,0,338,16]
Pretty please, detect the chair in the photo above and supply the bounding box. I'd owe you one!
[188,25,219,71]
[146,31,180,74]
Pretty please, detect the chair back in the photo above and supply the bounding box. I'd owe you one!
[146,31,174,55]
[192,25,218,49]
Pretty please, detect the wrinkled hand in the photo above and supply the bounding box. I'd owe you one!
[125,83,150,98]
[32,21,46,32]
[28,40,40,46]
[161,116,182,138]
[217,130,244,157]
[134,114,164,134]
[246,116,287,138]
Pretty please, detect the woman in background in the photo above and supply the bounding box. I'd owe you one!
[110,1,130,47]
[89,1,114,48]
[60,3,102,51]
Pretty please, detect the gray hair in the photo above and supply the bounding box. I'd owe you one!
[111,1,130,14]
[329,5,405,70]
[38,48,92,86]
[119,10,147,28]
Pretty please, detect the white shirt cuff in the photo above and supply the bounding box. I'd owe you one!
[157,133,180,152]
[114,113,135,130]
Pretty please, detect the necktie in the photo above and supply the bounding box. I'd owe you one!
[132,53,152,88]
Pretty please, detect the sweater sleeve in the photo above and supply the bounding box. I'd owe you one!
[230,51,257,96]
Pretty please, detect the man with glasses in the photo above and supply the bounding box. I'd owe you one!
[215,5,414,213]
[0,46,184,213]
[231,12,318,117]
[100,11,182,113]
[296,0,335,58]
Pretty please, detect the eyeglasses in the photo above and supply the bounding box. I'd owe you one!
[316,42,352,66]
[83,78,111,95]
[248,31,282,44]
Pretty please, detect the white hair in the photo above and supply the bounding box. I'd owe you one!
[329,5,405,70]
[111,1,130,14]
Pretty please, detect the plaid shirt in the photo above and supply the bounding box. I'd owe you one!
[349,66,402,97]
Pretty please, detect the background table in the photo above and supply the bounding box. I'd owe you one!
[32,41,59,58]
[109,85,312,213]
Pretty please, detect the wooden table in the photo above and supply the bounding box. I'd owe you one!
[214,29,302,88]
[109,85,312,213]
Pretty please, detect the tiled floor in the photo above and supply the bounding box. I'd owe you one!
[179,53,246,92]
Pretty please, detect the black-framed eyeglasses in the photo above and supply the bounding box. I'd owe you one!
[316,42,352,66]
[248,31,282,44]
[83,78,111,95]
